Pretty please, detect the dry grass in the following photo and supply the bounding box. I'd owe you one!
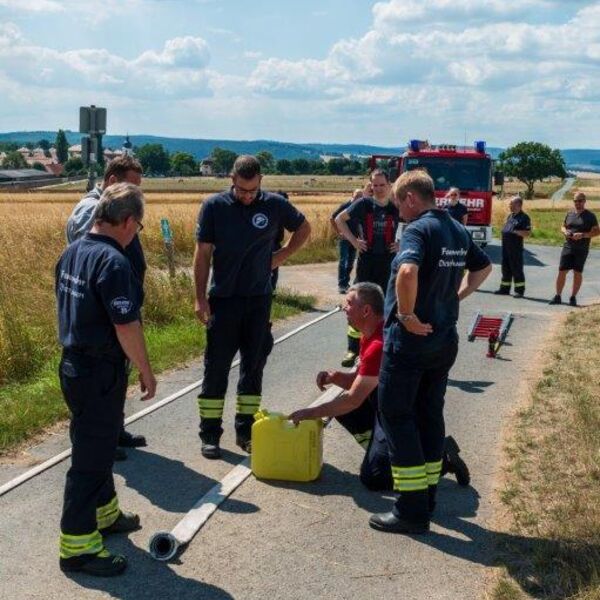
[39,174,365,194]
[492,307,600,599]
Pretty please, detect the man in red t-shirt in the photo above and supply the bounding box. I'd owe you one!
[289,283,469,492]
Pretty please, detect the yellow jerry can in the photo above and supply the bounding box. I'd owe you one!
[251,410,323,482]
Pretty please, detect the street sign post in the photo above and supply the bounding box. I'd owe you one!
[79,105,106,191]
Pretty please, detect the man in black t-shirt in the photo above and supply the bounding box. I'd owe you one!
[335,170,400,367]
[194,155,311,459]
[549,192,599,306]
[494,196,531,298]
[330,188,362,294]
[56,184,156,577]
[369,170,491,535]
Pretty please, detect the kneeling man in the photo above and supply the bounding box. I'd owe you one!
[288,283,469,493]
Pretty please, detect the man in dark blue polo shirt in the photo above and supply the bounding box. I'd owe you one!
[66,155,148,457]
[56,183,156,576]
[369,170,491,535]
[494,196,531,298]
[194,155,311,459]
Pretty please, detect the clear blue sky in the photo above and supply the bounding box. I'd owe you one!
[0,0,598,148]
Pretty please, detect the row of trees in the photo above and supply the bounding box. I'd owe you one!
[134,145,368,177]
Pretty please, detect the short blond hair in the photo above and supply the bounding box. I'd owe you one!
[392,170,435,203]
[574,191,586,202]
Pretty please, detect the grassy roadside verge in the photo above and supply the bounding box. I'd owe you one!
[0,286,314,454]
[491,307,600,599]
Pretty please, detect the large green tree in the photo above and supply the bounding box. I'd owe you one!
[1,151,28,169]
[498,141,567,199]
[136,143,170,175]
[256,150,275,174]
[55,129,69,164]
[210,147,238,175]
[170,151,197,176]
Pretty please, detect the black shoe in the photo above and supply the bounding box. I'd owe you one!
[569,296,577,307]
[118,430,147,448]
[60,550,127,577]
[444,436,470,487]
[494,288,510,295]
[201,440,222,459]
[338,286,348,294]
[549,294,561,305]
[369,512,429,534]
[100,511,141,535]
[341,351,357,368]
[236,435,252,454]
[114,447,127,461]
[513,291,524,299]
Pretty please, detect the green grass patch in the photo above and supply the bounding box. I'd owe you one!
[0,285,314,454]
[493,306,600,599]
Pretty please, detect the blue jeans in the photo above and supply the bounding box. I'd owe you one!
[338,239,356,289]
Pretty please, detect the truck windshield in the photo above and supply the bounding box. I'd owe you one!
[403,156,491,192]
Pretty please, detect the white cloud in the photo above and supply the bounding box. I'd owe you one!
[0,25,213,99]
[0,0,63,12]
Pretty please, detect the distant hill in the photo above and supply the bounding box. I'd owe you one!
[0,131,404,161]
[2,131,599,169]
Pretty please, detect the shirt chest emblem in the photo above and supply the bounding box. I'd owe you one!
[252,213,269,229]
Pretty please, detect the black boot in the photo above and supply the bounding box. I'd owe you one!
[118,429,147,448]
[369,512,429,534]
[201,432,222,459]
[443,436,470,486]
[60,550,127,577]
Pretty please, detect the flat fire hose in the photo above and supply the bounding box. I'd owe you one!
[148,383,344,561]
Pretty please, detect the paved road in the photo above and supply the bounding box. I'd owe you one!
[551,176,576,204]
[2,242,600,599]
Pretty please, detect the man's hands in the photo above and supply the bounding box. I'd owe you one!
[287,407,317,425]
[195,296,211,324]
[355,237,368,252]
[316,370,335,391]
[572,232,584,241]
[389,241,399,253]
[400,314,433,336]
[139,370,157,401]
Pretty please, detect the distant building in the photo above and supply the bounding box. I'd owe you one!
[200,158,214,176]
[122,134,133,156]
[0,168,56,183]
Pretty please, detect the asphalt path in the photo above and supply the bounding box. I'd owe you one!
[1,241,600,599]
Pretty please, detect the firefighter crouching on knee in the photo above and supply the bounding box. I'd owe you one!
[56,183,156,577]
[288,283,470,493]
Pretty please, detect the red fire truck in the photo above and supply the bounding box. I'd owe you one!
[370,140,503,246]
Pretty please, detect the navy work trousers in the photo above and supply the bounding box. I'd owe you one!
[59,351,127,535]
[199,294,273,441]
[355,253,393,292]
[501,235,525,293]
[338,239,356,289]
[378,340,458,520]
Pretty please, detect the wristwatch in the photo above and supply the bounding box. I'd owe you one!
[396,313,415,323]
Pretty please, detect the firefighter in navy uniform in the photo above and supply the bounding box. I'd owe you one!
[288,283,470,491]
[194,155,311,459]
[56,183,156,576]
[370,170,491,535]
[335,170,400,367]
[494,196,531,298]
[66,155,148,459]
